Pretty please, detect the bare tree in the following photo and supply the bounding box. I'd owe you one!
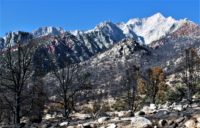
[120,64,140,112]
[183,47,200,102]
[0,39,35,126]
[51,59,91,119]
[29,76,46,123]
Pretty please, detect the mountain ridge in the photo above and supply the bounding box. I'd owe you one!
[1,13,198,47]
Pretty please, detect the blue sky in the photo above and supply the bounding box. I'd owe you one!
[0,0,199,37]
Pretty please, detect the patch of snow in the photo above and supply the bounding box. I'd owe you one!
[118,13,186,44]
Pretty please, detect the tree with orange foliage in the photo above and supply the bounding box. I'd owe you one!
[146,67,167,104]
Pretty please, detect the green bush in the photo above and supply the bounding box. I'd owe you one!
[166,86,186,102]
[112,98,127,111]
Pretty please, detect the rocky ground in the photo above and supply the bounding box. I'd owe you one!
[3,99,198,128]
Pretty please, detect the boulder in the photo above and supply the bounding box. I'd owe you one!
[67,126,76,128]
[175,117,185,123]
[110,117,120,122]
[131,117,152,128]
[120,117,132,121]
[74,113,92,120]
[97,117,110,124]
[169,122,178,128]
[99,126,106,128]
[162,101,171,109]
[117,110,132,117]
[77,124,83,128]
[155,109,169,118]
[135,111,145,116]
[43,114,54,120]
[173,104,184,111]
[168,120,174,125]
[150,104,157,110]
[184,119,196,128]
[89,123,96,128]
[82,123,94,128]
[39,123,52,128]
[107,123,117,128]
[168,112,179,117]
[197,117,200,123]
[191,103,199,108]
[142,124,152,128]
[180,99,188,104]
[59,121,68,126]
[197,122,200,128]
[142,106,156,114]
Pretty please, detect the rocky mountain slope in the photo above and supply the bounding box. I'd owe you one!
[0,12,200,128]
[0,13,199,88]
[0,13,192,49]
[33,26,65,37]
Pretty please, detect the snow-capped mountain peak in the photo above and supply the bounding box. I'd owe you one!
[118,13,183,44]
[1,13,197,50]
[148,12,165,20]
[32,26,65,37]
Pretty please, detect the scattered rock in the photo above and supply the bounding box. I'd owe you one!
[173,104,184,111]
[59,121,68,126]
[107,123,117,128]
[155,109,169,118]
[196,122,200,128]
[131,117,152,128]
[97,112,110,117]
[143,124,153,128]
[183,104,189,109]
[175,117,185,123]
[169,112,179,117]
[168,120,174,125]
[117,110,132,117]
[135,111,145,116]
[99,126,106,128]
[98,117,110,124]
[120,117,132,121]
[89,124,96,128]
[191,103,199,108]
[162,101,171,109]
[74,113,92,120]
[110,117,120,122]
[197,117,200,123]
[67,126,76,128]
[150,104,157,110]
[169,122,178,128]
[142,106,156,114]
[83,123,92,128]
[40,123,52,128]
[184,119,196,128]
[180,99,188,104]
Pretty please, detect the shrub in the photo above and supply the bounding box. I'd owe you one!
[112,98,127,111]
[166,86,186,102]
